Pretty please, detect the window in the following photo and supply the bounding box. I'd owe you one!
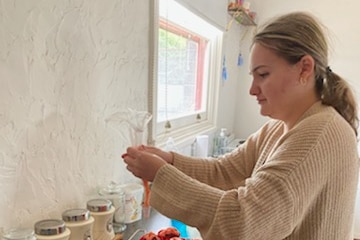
[149,0,223,148]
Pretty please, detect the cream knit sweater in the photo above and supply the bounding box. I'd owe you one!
[150,102,359,240]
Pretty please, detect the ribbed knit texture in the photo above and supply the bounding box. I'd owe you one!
[150,102,359,240]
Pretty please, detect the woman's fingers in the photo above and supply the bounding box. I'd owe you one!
[122,148,166,181]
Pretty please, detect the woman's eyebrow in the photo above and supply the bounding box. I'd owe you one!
[250,65,267,74]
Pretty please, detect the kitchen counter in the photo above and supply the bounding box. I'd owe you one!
[121,207,201,239]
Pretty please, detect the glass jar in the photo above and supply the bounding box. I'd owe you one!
[62,208,94,240]
[34,219,70,240]
[2,228,36,240]
[98,182,126,233]
[87,199,115,240]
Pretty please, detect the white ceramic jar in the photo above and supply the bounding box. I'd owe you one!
[86,199,115,240]
[2,228,36,240]
[62,208,94,240]
[121,183,144,223]
[34,219,70,240]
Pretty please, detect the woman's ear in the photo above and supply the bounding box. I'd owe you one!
[298,55,315,80]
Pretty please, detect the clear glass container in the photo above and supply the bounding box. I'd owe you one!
[98,182,127,233]
[2,228,36,240]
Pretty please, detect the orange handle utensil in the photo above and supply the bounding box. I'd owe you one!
[142,179,151,218]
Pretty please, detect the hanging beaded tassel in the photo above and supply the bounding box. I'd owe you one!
[237,52,244,66]
[222,55,228,81]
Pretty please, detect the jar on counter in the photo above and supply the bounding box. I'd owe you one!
[62,208,94,240]
[34,219,70,240]
[86,199,115,240]
[2,228,36,240]
[98,182,126,233]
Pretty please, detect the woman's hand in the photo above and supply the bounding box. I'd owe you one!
[139,145,174,164]
[122,146,168,181]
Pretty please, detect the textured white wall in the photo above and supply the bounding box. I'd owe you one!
[0,0,149,230]
[0,0,243,231]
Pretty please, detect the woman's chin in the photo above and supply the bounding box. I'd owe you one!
[259,108,270,117]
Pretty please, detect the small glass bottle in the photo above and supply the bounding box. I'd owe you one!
[2,228,36,240]
[34,219,70,240]
[98,182,127,233]
[86,199,115,240]
[62,208,94,240]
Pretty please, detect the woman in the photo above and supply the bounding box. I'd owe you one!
[123,12,359,239]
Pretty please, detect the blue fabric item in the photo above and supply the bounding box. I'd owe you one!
[171,219,189,237]
[222,55,227,81]
[237,53,244,66]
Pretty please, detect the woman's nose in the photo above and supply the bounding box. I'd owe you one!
[249,80,259,96]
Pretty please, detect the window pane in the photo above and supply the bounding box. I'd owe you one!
[157,26,208,122]
[150,0,223,147]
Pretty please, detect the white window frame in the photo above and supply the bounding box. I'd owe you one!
[148,0,223,148]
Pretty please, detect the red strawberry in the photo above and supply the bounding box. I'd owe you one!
[157,227,180,240]
[139,232,160,240]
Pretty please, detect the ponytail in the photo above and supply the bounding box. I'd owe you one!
[319,68,358,136]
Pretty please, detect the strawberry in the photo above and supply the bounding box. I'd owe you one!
[157,227,180,240]
[139,231,160,240]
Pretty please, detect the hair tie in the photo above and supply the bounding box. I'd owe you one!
[326,66,332,73]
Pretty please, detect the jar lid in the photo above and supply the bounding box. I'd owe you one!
[2,228,35,240]
[87,198,112,212]
[34,219,66,236]
[98,181,125,196]
[62,208,90,222]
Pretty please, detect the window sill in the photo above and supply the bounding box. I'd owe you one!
[153,120,216,150]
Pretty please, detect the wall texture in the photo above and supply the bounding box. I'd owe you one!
[0,0,243,231]
[0,0,150,229]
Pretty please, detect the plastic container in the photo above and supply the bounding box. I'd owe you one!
[87,199,115,240]
[213,128,228,156]
[2,228,36,240]
[98,182,127,233]
[121,183,144,223]
[34,219,70,240]
[62,208,94,240]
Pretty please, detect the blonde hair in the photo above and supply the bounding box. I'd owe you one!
[253,12,358,136]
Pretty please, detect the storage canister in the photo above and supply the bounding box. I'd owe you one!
[34,219,70,240]
[98,182,126,233]
[2,228,36,240]
[86,199,115,240]
[62,208,94,240]
[121,183,144,223]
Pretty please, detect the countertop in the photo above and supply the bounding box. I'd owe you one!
[121,207,201,240]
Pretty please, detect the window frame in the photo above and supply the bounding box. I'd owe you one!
[148,0,223,148]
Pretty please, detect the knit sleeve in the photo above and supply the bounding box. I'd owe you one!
[150,161,297,239]
[150,122,300,239]
[150,104,359,239]
[170,120,280,190]
[170,139,258,190]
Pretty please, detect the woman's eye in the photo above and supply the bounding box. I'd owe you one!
[259,72,269,78]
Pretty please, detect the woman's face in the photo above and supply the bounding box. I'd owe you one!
[249,43,304,122]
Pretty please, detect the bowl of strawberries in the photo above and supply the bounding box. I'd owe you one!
[138,227,200,240]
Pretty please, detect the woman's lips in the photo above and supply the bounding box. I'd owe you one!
[257,98,266,104]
